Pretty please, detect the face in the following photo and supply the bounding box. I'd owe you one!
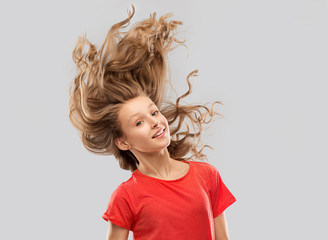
[116,96,170,153]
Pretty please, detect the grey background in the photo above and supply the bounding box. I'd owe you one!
[1,0,327,239]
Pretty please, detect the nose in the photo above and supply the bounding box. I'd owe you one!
[153,120,161,128]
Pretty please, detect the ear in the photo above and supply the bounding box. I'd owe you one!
[115,137,131,151]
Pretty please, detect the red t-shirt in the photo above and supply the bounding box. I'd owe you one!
[102,160,236,240]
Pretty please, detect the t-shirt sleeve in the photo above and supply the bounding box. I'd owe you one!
[102,183,134,230]
[208,165,237,218]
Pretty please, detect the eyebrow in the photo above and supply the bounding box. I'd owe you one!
[129,103,156,121]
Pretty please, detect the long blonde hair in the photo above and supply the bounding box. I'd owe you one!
[69,4,223,172]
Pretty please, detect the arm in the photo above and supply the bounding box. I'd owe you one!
[106,222,129,240]
[214,211,230,240]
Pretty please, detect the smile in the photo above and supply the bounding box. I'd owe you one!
[152,127,165,139]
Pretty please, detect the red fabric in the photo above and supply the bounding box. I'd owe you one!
[102,160,236,240]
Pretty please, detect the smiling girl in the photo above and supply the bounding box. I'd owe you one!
[69,4,236,240]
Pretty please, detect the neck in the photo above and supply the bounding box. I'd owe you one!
[131,148,178,178]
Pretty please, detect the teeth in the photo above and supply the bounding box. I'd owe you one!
[153,128,165,138]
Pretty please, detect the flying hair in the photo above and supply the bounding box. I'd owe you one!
[68,4,223,172]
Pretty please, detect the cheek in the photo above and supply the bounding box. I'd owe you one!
[121,125,137,141]
[159,115,170,133]
[133,126,150,140]
[161,115,169,126]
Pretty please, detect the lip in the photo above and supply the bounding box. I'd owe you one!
[152,127,165,139]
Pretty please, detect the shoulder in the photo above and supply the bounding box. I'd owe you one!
[111,173,140,199]
[190,160,219,175]
[109,174,135,199]
[107,181,136,214]
[109,182,129,202]
[188,160,220,184]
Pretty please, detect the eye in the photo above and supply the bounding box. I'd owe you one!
[136,121,142,126]
[152,111,159,116]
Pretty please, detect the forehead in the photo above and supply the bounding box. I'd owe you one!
[119,96,156,119]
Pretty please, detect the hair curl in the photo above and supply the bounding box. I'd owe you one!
[69,4,223,172]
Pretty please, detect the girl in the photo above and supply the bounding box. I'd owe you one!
[69,4,236,240]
